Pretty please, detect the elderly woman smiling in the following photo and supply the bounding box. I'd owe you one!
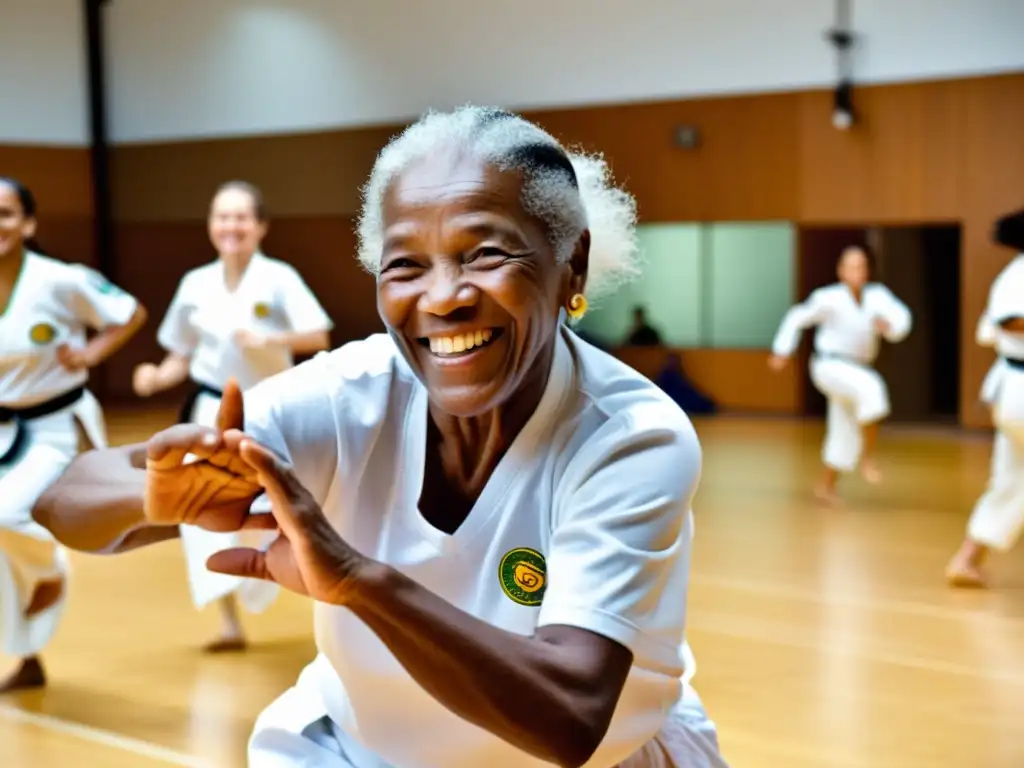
[33,107,729,768]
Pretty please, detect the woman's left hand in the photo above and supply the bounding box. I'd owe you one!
[205,436,369,606]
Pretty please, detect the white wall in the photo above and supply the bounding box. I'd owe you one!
[0,0,89,145]
[107,0,1024,144]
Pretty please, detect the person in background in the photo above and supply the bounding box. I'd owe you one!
[0,176,147,691]
[655,353,717,415]
[626,304,663,346]
[768,245,912,504]
[947,209,1024,588]
[131,180,333,652]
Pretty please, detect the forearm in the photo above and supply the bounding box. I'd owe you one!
[154,353,191,391]
[348,565,611,767]
[267,329,330,356]
[32,443,164,553]
[771,308,813,357]
[85,305,148,366]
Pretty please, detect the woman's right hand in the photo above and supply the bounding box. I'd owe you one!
[143,380,275,533]
[133,363,161,397]
[768,354,789,372]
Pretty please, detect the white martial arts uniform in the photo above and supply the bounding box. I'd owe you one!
[157,252,332,611]
[772,282,912,473]
[0,251,138,658]
[964,255,1024,552]
[240,328,728,768]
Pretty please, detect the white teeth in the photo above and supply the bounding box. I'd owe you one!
[428,329,494,356]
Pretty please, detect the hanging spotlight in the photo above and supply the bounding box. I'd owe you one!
[826,0,857,130]
[832,79,855,130]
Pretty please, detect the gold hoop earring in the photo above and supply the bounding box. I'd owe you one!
[566,293,588,319]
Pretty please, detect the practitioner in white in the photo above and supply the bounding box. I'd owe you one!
[768,245,912,504]
[0,176,146,691]
[947,236,1024,587]
[132,180,332,651]
[35,106,729,767]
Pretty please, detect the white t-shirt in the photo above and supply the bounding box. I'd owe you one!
[0,251,139,407]
[243,327,701,768]
[772,282,912,364]
[157,252,333,391]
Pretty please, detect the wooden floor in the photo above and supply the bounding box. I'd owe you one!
[2,410,1023,768]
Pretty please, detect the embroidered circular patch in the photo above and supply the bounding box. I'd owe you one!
[29,322,57,345]
[253,301,272,319]
[498,547,547,606]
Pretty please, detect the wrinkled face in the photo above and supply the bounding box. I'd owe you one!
[208,187,266,259]
[376,150,588,417]
[0,183,36,259]
[837,245,869,289]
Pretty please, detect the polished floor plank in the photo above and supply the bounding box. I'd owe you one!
[0,409,1021,767]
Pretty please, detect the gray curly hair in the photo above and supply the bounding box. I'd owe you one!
[355,105,641,300]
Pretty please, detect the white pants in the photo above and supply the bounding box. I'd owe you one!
[247,658,729,768]
[0,392,106,658]
[810,357,890,473]
[179,392,279,612]
[966,364,1024,551]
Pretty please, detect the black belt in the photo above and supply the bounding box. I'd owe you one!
[1002,357,1024,371]
[177,380,224,424]
[0,386,85,467]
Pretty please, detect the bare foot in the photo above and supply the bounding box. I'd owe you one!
[25,578,65,618]
[813,483,843,507]
[946,561,987,588]
[203,635,247,654]
[860,459,883,485]
[0,657,46,693]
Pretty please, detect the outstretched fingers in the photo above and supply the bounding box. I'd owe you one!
[238,439,307,535]
[216,378,245,433]
[146,425,220,469]
[206,548,271,581]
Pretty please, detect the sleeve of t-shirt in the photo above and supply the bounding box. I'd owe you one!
[537,405,701,672]
[278,264,334,334]
[157,274,200,357]
[988,259,1024,326]
[64,265,139,329]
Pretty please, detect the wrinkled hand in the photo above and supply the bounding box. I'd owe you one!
[873,318,892,335]
[205,437,367,606]
[768,354,789,372]
[143,379,272,533]
[56,344,93,372]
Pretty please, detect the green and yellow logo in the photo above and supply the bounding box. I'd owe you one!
[253,301,272,319]
[29,322,57,345]
[498,547,547,606]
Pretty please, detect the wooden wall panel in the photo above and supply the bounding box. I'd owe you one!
[613,347,798,413]
[524,92,802,222]
[797,80,967,224]
[112,127,396,222]
[103,73,1024,422]
[0,146,93,218]
[0,145,95,268]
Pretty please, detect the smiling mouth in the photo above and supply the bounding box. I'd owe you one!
[418,328,504,358]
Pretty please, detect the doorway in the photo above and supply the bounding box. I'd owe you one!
[796,224,961,424]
